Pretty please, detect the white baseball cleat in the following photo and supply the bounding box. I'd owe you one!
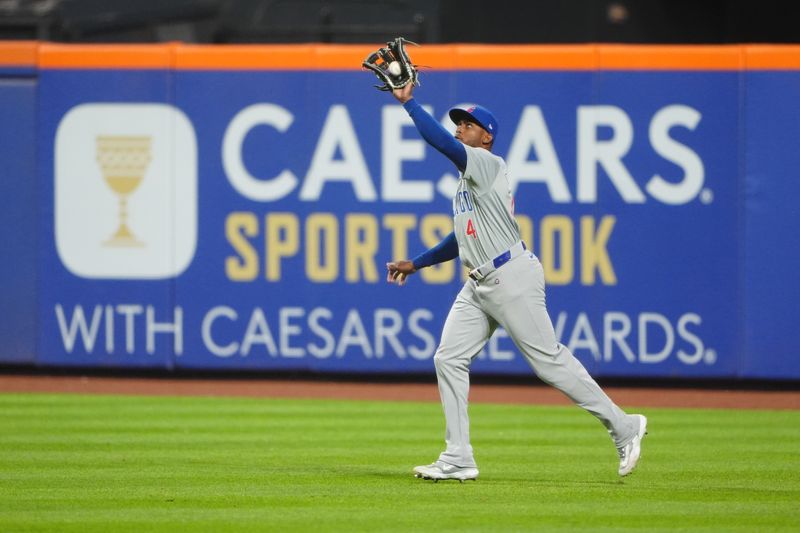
[618,414,648,476]
[413,461,479,482]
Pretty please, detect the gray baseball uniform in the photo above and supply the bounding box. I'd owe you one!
[436,145,639,468]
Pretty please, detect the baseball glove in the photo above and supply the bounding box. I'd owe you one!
[362,37,420,92]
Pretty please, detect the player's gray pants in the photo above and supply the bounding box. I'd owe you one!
[434,251,638,468]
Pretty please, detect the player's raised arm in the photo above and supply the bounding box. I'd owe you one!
[392,85,467,172]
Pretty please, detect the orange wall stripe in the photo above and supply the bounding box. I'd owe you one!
[0,41,38,67]
[597,45,743,70]
[176,44,598,70]
[178,44,314,70]
[176,44,376,70]
[745,46,800,69]
[313,44,385,69]
[38,43,173,69]
[455,45,596,70]
[5,42,797,71]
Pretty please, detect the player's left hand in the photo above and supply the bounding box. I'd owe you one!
[386,260,417,286]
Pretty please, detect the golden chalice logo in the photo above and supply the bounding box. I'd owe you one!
[96,135,151,247]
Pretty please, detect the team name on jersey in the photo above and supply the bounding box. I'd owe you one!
[452,190,474,217]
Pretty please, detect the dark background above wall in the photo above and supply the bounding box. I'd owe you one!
[1,0,798,44]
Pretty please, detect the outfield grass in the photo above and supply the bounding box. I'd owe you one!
[1,393,798,532]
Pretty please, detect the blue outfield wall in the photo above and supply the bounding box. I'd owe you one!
[1,47,798,380]
[0,70,37,364]
[742,72,800,379]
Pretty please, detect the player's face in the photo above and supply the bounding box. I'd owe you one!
[454,119,493,149]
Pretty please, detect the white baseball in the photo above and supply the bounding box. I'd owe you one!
[388,61,402,76]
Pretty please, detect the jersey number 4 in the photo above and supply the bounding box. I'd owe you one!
[466,219,477,239]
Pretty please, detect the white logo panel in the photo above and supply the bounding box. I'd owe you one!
[55,103,197,279]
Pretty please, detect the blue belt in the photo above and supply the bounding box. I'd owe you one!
[468,241,526,281]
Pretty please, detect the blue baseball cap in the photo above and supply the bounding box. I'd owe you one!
[448,104,499,139]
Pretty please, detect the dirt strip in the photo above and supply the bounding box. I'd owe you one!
[1,375,798,409]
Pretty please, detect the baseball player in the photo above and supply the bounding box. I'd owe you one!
[385,81,647,481]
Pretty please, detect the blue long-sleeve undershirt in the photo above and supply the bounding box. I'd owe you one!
[412,231,459,269]
[403,98,464,269]
[403,98,467,172]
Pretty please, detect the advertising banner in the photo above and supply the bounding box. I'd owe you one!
[11,43,800,379]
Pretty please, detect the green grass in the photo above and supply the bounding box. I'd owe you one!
[1,393,798,532]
